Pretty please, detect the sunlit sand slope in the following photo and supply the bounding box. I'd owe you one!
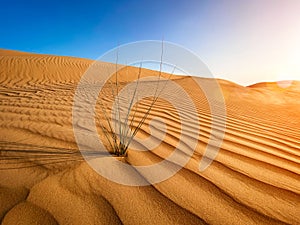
[0,49,299,225]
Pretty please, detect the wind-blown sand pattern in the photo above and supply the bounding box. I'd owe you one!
[0,49,299,225]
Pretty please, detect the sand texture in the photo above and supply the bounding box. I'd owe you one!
[0,49,299,224]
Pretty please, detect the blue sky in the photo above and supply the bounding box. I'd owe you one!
[1,0,300,85]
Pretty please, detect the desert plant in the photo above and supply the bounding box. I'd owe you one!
[97,48,174,157]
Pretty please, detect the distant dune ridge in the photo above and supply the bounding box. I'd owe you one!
[0,49,299,224]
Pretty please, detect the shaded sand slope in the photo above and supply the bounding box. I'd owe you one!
[0,49,299,224]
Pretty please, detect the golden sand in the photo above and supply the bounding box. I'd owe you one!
[0,49,299,224]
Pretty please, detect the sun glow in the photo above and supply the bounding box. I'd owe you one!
[276,47,300,88]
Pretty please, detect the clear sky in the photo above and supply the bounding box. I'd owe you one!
[1,0,299,85]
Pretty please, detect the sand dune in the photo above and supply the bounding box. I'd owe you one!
[0,49,299,224]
